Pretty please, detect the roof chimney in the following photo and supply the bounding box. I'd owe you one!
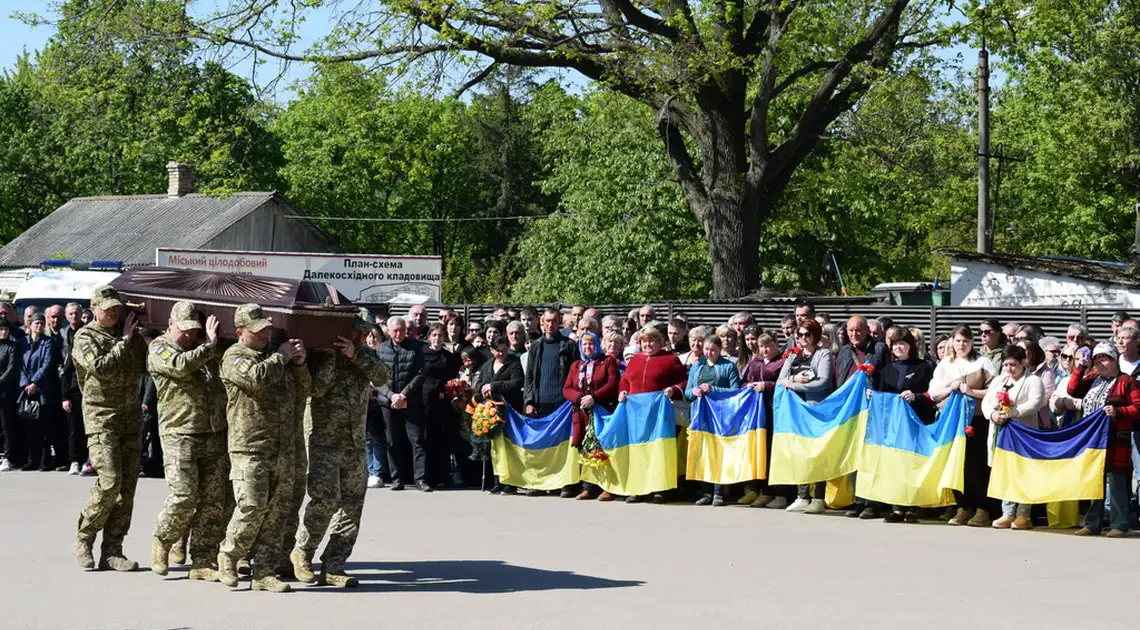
[166,161,197,197]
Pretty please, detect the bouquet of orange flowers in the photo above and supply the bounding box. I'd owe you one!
[465,398,504,438]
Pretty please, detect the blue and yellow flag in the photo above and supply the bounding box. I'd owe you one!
[988,410,1109,503]
[856,391,971,507]
[686,389,767,484]
[769,372,869,485]
[491,401,580,490]
[581,392,678,496]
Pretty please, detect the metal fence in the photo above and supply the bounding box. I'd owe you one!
[421,302,1124,342]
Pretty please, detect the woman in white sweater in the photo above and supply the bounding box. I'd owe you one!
[981,345,1046,530]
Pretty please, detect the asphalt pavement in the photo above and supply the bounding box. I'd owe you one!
[1,472,1137,629]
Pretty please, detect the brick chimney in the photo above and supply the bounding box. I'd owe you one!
[166,162,197,197]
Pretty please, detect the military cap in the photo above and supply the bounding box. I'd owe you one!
[90,285,123,310]
[234,304,273,333]
[170,300,203,331]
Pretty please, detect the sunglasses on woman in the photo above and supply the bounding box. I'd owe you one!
[796,331,810,338]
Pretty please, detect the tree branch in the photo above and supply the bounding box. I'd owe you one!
[656,96,709,214]
[452,61,499,97]
[601,0,681,40]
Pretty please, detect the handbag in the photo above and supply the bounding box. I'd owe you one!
[17,395,41,421]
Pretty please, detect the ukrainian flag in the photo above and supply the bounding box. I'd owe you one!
[769,372,869,485]
[581,392,678,496]
[856,391,971,507]
[686,389,767,484]
[988,410,1109,503]
[491,401,580,490]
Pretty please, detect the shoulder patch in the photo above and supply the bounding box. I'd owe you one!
[233,357,253,375]
[152,343,175,360]
[78,340,96,362]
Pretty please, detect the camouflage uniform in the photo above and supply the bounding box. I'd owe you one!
[148,303,229,566]
[73,286,147,562]
[219,311,310,582]
[294,343,389,573]
[277,402,311,571]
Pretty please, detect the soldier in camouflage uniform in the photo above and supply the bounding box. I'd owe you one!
[218,304,308,593]
[147,301,228,581]
[73,285,148,572]
[290,322,389,587]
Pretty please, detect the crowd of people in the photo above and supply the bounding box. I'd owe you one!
[0,295,1137,592]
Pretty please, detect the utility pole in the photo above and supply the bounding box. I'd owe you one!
[976,36,991,254]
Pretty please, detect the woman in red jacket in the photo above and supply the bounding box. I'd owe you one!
[617,326,688,503]
[563,332,621,501]
[1067,342,1140,537]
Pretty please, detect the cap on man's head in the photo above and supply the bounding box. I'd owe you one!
[170,301,203,331]
[1092,342,1119,361]
[234,304,272,332]
[90,285,123,310]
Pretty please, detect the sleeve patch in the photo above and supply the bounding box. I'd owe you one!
[79,341,96,362]
[233,357,253,375]
[153,343,174,360]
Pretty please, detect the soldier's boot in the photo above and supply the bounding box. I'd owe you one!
[236,558,251,576]
[74,538,95,570]
[318,571,360,588]
[169,538,187,566]
[217,552,240,588]
[251,573,292,593]
[98,554,139,572]
[151,538,171,576]
[289,549,316,584]
[188,559,219,582]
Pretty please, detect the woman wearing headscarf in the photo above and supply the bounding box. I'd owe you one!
[563,332,621,501]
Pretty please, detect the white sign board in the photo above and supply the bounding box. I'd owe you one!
[156,248,442,303]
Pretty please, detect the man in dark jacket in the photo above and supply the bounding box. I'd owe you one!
[836,315,888,519]
[60,303,87,474]
[377,316,428,492]
[522,308,577,497]
[44,304,69,471]
[0,319,21,470]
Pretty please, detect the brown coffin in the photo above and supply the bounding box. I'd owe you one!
[110,267,359,349]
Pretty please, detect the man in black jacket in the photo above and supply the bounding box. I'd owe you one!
[60,303,87,474]
[836,315,888,519]
[522,308,577,497]
[0,319,21,470]
[377,316,428,492]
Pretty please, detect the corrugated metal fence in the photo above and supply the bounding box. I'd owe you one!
[420,303,1124,342]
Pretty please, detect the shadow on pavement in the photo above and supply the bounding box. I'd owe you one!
[322,560,644,593]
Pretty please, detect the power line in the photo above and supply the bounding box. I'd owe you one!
[283,213,567,223]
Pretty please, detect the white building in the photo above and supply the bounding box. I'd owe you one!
[947,251,1140,308]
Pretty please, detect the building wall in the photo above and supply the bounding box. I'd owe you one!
[203,199,339,253]
[950,260,1140,307]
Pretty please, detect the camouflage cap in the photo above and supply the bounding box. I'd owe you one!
[90,285,123,310]
[170,300,203,331]
[234,303,272,332]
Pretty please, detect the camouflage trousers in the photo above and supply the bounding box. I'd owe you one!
[153,432,229,564]
[220,451,292,576]
[77,431,141,555]
[295,443,367,572]
[278,432,308,569]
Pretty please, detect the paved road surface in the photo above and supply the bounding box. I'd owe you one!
[1,472,1136,629]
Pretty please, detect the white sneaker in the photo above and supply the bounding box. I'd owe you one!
[68,462,81,475]
[785,498,811,512]
[805,499,826,514]
[367,475,381,489]
[0,459,10,472]
[766,496,788,509]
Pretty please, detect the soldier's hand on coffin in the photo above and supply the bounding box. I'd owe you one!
[335,336,356,358]
[291,341,307,365]
[122,311,138,341]
[278,340,302,361]
[205,315,220,347]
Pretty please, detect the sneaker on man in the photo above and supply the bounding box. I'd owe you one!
[785,498,811,512]
[0,458,11,472]
[766,496,788,509]
[367,475,381,489]
[68,462,80,475]
[804,499,826,514]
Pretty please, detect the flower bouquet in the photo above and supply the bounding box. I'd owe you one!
[577,412,608,468]
[996,390,1012,415]
[464,397,504,462]
[445,378,472,412]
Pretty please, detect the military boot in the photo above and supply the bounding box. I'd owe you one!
[236,558,251,576]
[75,538,95,570]
[289,549,316,584]
[318,571,360,588]
[151,538,171,576]
[99,554,139,572]
[251,573,292,593]
[169,538,187,566]
[217,551,240,588]
[188,559,219,582]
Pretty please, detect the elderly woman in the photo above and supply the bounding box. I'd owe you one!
[1068,343,1140,537]
[679,326,711,367]
[602,331,626,374]
[778,319,835,515]
[685,336,741,506]
[618,325,689,504]
[564,332,621,501]
[982,345,1046,530]
[715,325,739,363]
[18,312,56,471]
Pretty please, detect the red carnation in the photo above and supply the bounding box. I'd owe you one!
[965,426,975,438]
[858,364,875,375]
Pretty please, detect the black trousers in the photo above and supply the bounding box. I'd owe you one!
[384,405,427,484]
[0,389,21,465]
[954,414,1000,514]
[424,397,454,486]
[25,403,51,468]
[65,394,86,464]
